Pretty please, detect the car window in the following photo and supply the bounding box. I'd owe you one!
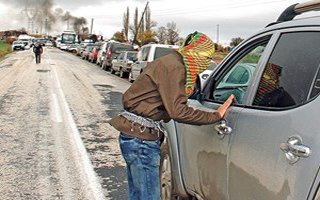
[153,47,176,60]
[253,32,320,109]
[211,37,270,104]
[127,52,137,61]
[141,46,151,61]
[112,43,134,53]
[225,65,250,84]
[118,53,124,60]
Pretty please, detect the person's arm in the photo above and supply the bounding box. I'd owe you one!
[153,60,233,125]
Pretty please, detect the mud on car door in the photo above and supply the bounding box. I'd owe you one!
[174,34,273,199]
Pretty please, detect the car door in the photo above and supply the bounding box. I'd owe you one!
[176,34,274,199]
[228,30,320,200]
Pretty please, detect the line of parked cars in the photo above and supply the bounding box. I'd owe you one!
[70,40,179,82]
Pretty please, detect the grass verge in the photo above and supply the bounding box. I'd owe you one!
[0,40,12,60]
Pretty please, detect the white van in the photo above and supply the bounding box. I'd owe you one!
[129,44,179,82]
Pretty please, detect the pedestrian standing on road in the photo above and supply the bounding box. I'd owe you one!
[33,42,43,64]
[108,31,234,200]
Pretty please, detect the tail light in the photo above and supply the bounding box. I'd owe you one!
[106,49,111,59]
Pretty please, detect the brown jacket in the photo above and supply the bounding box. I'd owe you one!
[109,52,221,140]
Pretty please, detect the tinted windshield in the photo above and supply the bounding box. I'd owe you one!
[61,33,76,44]
[127,52,137,61]
[154,47,175,60]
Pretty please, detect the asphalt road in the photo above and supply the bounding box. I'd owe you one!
[0,47,130,200]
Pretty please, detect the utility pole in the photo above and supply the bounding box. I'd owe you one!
[90,18,94,34]
[133,1,149,45]
[67,17,70,30]
[216,24,220,45]
[22,0,38,34]
[45,17,48,35]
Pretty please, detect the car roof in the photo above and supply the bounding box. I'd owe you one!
[243,15,320,43]
[141,43,179,49]
[265,15,320,31]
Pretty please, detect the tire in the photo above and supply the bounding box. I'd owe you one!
[110,68,116,74]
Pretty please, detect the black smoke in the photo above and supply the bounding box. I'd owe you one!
[1,0,88,33]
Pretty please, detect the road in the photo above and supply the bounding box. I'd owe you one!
[0,47,130,200]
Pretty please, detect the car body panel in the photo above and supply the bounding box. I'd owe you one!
[175,100,243,199]
[166,15,320,199]
[228,99,320,200]
[112,51,137,73]
[130,44,179,81]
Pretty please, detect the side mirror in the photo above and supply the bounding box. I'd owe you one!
[189,75,203,101]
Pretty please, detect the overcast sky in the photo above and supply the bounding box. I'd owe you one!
[0,0,314,45]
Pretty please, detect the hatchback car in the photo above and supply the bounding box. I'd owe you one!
[101,41,134,71]
[110,51,137,78]
[129,44,179,82]
[161,1,320,200]
[81,44,97,60]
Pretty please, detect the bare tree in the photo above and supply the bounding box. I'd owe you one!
[130,7,139,38]
[140,15,145,33]
[123,6,129,42]
[166,22,179,45]
[157,26,167,44]
[145,7,157,31]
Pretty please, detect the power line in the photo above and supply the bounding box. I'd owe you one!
[152,0,291,17]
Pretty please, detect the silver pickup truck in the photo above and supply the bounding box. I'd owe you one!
[161,1,320,199]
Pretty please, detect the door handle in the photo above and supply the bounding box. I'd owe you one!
[214,120,232,138]
[280,135,311,165]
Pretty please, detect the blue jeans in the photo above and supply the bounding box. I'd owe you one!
[119,132,161,200]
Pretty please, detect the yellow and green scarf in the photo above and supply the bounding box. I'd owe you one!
[178,32,215,96]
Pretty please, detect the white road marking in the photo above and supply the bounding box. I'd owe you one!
[50,63,106,200]
[51,93,63,123]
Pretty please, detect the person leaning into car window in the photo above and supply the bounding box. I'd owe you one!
[108,31,234,200]
[33,42,43,64]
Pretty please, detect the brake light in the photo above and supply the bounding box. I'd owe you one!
[106,49,111,59]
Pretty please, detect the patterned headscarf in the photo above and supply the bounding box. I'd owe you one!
[178,32,215,96]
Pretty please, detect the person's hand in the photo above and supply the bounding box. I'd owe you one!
[216,94,235,118]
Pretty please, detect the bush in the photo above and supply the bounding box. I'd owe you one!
[5,37,16,44]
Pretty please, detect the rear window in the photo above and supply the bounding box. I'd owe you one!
[111,43,134,52]
[127,52,137,61]
[154,47,175,60]
[86,46,94,51]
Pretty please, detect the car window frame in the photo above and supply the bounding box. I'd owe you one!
[142,46,151,61]
[201,32,278,107]
[246,28,320,111]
